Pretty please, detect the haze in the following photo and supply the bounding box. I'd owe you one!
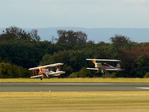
[1,0,149,28]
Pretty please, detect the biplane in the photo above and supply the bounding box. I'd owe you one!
[86,59,124,74]
[28,63,65,80]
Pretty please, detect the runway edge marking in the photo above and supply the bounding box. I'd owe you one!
[136,87,149,90]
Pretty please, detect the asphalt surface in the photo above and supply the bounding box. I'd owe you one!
[1,83,149,92]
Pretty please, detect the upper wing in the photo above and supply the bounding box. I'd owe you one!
[86,59,121,62]
[29,63,64,70]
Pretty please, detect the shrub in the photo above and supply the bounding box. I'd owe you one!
[102,72,117,78]
[77,67,92,78]
[144,72,149,78]
[69,72,79,78]
[0,62,31,78]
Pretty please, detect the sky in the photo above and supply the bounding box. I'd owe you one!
[1,0,149,28]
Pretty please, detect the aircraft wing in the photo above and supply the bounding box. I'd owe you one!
[48,71,65,75]
[29,63,64,70]
[30,75,43,78]
[86,68,99,70]
[105,68,125,71]
[86,59,121,62]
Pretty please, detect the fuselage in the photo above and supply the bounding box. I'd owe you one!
[96,63,115,70]
[40,68,60,76]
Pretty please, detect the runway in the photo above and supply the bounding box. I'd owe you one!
[1,83,149,92]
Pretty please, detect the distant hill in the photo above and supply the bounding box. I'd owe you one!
[0,27,149,43]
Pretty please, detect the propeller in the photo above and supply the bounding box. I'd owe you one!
[38,65,43,74]
[92,59,99,68]
[92,59,96,64]
[92,59,103,74]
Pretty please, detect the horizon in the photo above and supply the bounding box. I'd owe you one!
[1,26,149,29]
[1,27,149,43]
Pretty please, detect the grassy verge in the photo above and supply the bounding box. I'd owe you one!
[0,78,149,83]
[0,91,149,112]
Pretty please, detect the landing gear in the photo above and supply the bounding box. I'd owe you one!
[103,71,106,75]
[101,69,106,75]
[40,77,43,80]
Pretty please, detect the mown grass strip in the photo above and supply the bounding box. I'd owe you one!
[0,78,149,83]
[0,91,149,112]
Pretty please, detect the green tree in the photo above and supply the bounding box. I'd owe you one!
[144,72,149,78]
[69,72,79,78]
[57,30,87,44]
[2,26,40,41]
[110,35,131,49]
[77,67,92,78]
[0,63,30,78]
[0,33,16,41]
[0,57,4,63]
[135,54,149,77]
[40,54,54,65]
[30,29,40,41]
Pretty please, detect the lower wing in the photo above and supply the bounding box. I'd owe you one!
[105,68,125,71]
[30,75,43,78]
[48,71,65,76]
[86,68,99,70]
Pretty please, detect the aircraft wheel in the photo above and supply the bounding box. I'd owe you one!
[102,72,106,75]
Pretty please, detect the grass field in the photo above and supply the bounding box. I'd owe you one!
[0,91,149,112]
[0,78,149,83]
[1,78,149,112]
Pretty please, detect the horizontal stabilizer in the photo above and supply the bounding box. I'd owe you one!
[86,68,99,70]
[105,68,125,71]
[30,75,43,78]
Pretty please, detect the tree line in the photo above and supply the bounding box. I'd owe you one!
[0,26,149,78]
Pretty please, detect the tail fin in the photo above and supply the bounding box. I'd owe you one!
[116,63,121,68]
